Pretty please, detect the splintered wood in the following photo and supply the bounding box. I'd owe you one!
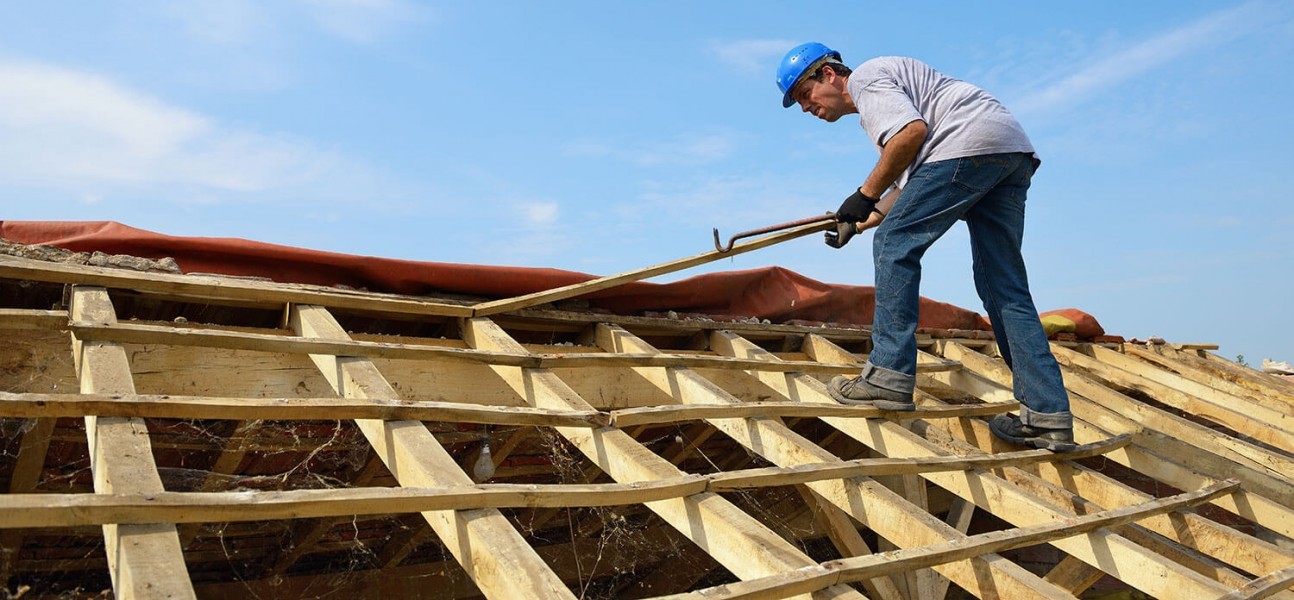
[0,253,1291,600]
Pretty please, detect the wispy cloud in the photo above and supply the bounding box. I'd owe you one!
[563,132,741,166]
[294,0,426,44]
[0,58,348,197]
[1014,1,1289,115]
[708,38,798,74]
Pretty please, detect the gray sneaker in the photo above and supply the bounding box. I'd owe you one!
[989,413,1077,452]
[827,375,916,411]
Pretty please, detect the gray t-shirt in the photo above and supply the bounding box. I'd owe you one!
[846,56,1036,189]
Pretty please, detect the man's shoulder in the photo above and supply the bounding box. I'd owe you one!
[851,56,928,82]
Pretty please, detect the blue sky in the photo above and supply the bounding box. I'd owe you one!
[2,1,1292,364]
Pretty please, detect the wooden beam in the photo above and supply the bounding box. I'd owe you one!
[460,317,867,600]
[934,341,1294,514]
[1057,344,1294,455]
[1122,344,1294,413]
[290,304,574,600]
[70,286,196,599]
[0,254,472,317]
[0,308,68,330]
[931,342,1294,587]
[66,318,932,375]
[471,219,835,317]
[721,331,1245,599]
[658,480,1239,600]
[604,325,1072,600]
[794,485,905,600]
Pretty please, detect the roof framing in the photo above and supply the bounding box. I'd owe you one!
[0,253,1290,599]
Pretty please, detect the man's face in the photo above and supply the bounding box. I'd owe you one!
[791,71,850,122]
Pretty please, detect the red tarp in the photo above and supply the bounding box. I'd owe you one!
[1,220,997,330]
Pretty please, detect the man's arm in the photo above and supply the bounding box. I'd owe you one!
[859,119,927,199]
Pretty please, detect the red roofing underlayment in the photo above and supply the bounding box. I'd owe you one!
[0,221,1107,337]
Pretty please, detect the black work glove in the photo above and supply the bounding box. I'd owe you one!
[824,221,858,249]
[835,189,880,223]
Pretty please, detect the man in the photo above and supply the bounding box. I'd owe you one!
[777,42,1076,452]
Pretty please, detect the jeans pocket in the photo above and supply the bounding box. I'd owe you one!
[952,154,1017,193]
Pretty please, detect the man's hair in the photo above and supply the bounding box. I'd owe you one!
[810,61,852,81]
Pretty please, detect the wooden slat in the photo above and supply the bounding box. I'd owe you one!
[656,480,1239,600]
[936,341,1294,581]
[471,219,834,316]
[0,437,1126,529]
[69,318,893,375]
[0,254,472,317]
[1064,344,1294,454]
[461,317,867,600]
[290,305,574,600]
[70,286,196,599]
[0,308,68,330]
[0,390,608,427]
[723,331,1245,599]
[602,325,1073,600]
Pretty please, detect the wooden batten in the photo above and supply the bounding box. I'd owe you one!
[0,253,1290,599]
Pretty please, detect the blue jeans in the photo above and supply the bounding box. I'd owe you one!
[863,152,1072,429]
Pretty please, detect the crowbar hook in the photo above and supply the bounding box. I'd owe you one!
[713,213,838,253]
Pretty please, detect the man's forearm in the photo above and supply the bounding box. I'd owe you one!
[860,119,927,198]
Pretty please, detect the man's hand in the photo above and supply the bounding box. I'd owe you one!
[824,210,885,249]
[835,189,880,223]
[824,220,857,248]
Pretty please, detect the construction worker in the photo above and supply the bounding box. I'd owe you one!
[777,42,1076,452]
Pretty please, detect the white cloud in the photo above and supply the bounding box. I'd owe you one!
[563,132,741,166]
[521,201,559,226]
[1014,1,1288,116]
[0,58,341,195]
[709,38,799,74]
[294,0,425,44]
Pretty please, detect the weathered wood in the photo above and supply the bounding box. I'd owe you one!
[1123,344,1293,413]
[609,399,1013,428]
[733,331,1243,599]
[0,308,68,330]
[291,305,575,600]
[657,480,1239,600]
[1068,344,1294,453]
[461,317,866,600]
[794,485,905,600]
[69,318,894,375]
[0,390,608,427]
[0,254,473,317]
[70,286,196,599]
[932,341,1294,593]
[608,325,1072,599]
[472,219,835,317]
[1219,563,1294,600]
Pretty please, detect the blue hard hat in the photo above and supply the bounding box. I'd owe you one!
[777,42,841,108]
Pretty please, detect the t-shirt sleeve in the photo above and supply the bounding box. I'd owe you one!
[852,66,924,147]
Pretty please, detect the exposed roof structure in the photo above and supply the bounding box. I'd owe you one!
[1,228,1292,600]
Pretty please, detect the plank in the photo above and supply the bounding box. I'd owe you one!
[1072,344,1294,452]
[0,390,607,427]
[70,286,196,599]
[0,254,472,317]
[290,305,574,600]
[931,341,1294,591]
[604,325,1073,600]
[0,309,68,330]
[471,219,834,316]
[657,480,1238,600]
[461,317,866,600]
[721,331,1243,600]
[69,318,900,375]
